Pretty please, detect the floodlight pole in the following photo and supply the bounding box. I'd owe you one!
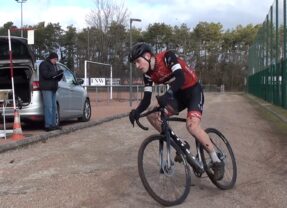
[15,0,27,37]
[129,18,142,107]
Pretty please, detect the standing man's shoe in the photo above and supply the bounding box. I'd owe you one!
[52,126,62,130]
[45,127,55,132]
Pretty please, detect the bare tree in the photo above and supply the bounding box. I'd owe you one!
[86,0,129,32]
[85,0,129,66]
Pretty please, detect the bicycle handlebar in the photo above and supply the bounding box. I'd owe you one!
[135,120,149,131]
[136,106,161,131]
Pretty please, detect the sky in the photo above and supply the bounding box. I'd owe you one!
[0,0,275,32]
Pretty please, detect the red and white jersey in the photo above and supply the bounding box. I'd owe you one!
[143,51,198,92]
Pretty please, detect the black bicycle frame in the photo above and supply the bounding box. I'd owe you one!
[163,116,204,174]
[137,106,205,174]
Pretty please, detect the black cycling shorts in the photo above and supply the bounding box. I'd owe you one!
[173,82,204,115]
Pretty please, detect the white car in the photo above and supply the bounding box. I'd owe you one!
[0,36,91,125]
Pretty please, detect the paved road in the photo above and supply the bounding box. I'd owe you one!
[0,92,286,208]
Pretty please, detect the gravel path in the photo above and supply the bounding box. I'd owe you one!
[0,92,286,208]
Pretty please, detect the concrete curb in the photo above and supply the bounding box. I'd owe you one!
[0,113,128,154]
[246,94,287,123]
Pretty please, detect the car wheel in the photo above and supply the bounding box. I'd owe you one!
[78,99,91,122]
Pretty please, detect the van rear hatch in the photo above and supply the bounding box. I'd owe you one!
[0,36,35,106]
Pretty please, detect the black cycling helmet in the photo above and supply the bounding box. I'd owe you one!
[128,42,153,63]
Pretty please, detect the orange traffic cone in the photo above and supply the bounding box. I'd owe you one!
[11,109,24,141]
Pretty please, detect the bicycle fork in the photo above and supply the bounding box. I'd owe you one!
[159,117,174,171]
[159,130,172,171]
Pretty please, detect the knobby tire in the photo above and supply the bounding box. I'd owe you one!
[138,134,191,206]
[200,128,237,190]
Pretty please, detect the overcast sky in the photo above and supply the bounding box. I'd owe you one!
[0,0,274,32]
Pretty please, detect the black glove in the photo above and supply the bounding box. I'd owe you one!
[157,89,174,107]
[129,109,140,127]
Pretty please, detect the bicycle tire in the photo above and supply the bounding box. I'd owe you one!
[138,134,191,206]
[200,128,237,190]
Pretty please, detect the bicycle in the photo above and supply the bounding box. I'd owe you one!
[135,105,237,206]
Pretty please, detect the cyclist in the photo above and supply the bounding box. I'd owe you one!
[128,42,224,180]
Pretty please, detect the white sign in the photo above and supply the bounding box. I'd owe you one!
[106,78,120,86]
[27,30,34,45]
[90,78,106,86]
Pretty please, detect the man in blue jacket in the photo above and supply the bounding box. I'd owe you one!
[39,52,63,131]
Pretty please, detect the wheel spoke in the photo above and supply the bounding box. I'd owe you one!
[138,135,191,206]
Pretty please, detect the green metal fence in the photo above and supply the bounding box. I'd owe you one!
[248,0,287,109]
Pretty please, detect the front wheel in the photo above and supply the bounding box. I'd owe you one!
[138,134,191,206]
[200,128,237,190]
[78,99,91,122]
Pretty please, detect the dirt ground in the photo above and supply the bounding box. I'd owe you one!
[0,91,139,143]
[0,92,286,208]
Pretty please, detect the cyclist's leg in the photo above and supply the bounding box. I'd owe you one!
[184,83,224,180]
[146,106,162,132]
[186,116,214,152]
[184,83,211,150]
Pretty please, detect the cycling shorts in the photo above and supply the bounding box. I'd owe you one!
[173,83,204,119]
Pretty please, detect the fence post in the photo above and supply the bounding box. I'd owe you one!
[283,0,287,108]
[283,59,287,108]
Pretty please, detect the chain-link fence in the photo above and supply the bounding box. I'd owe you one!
[248,0,287,109]
[86,84,222,104]
[86,85,167,103]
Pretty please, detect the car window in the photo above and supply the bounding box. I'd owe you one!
[58,64,75,84]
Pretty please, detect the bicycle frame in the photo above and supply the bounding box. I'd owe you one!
[168,126,205,174]
[138,107,205,174]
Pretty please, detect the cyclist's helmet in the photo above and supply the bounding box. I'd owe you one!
[128,42,153,63]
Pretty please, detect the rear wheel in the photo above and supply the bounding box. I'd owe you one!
[78,99,91,122]
[200,128,237,190]
[138,134,191,206]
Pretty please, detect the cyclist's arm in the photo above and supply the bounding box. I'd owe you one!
[136,74,153,114]
[165,51,185,93]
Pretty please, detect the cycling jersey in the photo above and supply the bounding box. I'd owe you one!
[136,50,202,117]
[143,50,198,93]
